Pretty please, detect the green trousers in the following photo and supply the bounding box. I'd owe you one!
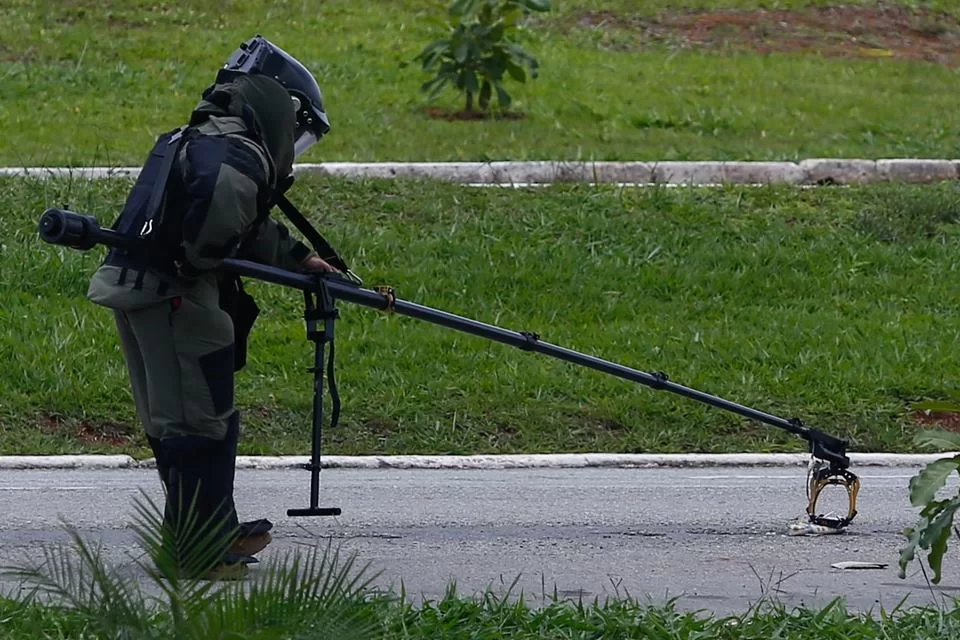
[113,285,236,441]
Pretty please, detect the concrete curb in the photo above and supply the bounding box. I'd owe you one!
[0,455,138,470]
[3,160,959,185]
[1,453,954,471]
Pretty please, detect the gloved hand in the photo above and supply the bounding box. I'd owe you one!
[301,254,340,273]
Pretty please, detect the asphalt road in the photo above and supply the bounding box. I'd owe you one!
[1,466,957,614]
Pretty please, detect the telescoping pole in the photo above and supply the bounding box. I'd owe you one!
[224,258,851,468]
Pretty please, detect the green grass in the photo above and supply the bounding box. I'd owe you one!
[6,592,960,639]
[0,599,89,639]
[3,176,959,456]
[389,593,960,639]
[3,0,960,165]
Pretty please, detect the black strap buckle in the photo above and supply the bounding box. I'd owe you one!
[375,285,397,313]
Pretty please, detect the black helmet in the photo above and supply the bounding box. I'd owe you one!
[218,35,330,158]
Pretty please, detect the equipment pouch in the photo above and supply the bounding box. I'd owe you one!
[218,274,260,371]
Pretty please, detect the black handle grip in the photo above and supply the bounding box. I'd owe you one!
[38,208,102,250]
[38,208,136,253]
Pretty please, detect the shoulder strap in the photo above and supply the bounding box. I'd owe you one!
[274,193,352,275]
[139,127,188,238]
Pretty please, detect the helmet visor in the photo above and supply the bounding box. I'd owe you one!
[294,130,318,159]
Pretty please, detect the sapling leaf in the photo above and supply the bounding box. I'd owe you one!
[914,429,960,451]
[908,458,960,506]
[479,81,492,110]
[920,498,960,584]
[899,524,923,578]
[412,0,547,111]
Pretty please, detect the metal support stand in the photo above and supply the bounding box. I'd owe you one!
[287,279,342,517]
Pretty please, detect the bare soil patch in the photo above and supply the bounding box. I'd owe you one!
[914,410,960,433]
[40,412,138,448]
[577,4,960,66]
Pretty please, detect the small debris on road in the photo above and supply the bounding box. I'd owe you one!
[831,561,888,570]
[787,522,844,536]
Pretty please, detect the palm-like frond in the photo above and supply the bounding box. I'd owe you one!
[3,492,389,639]
[2,523,155,638]
[204,541,388,639]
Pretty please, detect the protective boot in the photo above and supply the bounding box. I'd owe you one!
[148,435,175,528]
[234,518,273,557]
[201,411,273,558]
[159,417,248,580]
[149,418,272,562]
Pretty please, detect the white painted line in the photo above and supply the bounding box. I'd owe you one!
[1,452,953,471]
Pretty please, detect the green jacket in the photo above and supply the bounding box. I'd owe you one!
[89,74,314,310]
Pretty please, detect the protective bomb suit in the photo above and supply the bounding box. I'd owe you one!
[87,36,334,579]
